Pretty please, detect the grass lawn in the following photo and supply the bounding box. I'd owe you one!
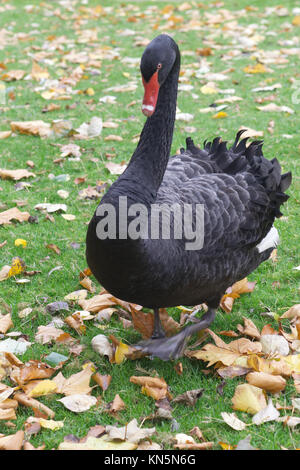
[0,0,299,450]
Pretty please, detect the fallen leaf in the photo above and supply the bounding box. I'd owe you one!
[246,371,286,393]
[172,389,203,406]
[26,379,58,398]
[58,394,97,413]
[53,365,93,396]
[280,304,300,320]
[221,412,247,431]
[0,430,24,450]
[232,383,267,415]
[92,373,112,391]
[0,207,30,226]
[0,314,13,334]
[105,418,155,444]
[260,334,289,356]
[58,435,137,450]
[252,398,280,425]
[130,376,170,401]
[91,334,113,360]
[10,120,52,138]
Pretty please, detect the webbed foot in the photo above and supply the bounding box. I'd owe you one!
[134,308,216,361]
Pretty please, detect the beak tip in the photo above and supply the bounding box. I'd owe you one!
[142,103,155,117]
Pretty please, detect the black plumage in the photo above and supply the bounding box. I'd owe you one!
[86,34,292,360]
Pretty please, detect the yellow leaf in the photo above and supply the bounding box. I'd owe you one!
[219,441,235,450]
[14,238,27,248]
[27,379,58,398]
[39,418,64,431]
[212,111,228,119]
[186,344,241,367]
[200,85,218,95]
[31,61,49,81]
[243,63,267,74]
[114,341,130,364]
[58,436,137,450]
[283,354,300,373]
[292,16,300,26]
[7,257,26,277]
[232,383,267,414]
[85,88,95,96]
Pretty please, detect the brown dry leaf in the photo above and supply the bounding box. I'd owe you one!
[109,394,125,413]
[292,373,300,393]
[237,317,261,339]
[0,207,30,226]
[10,360,56,385]
[130,375,171,401]
[174,441,214,450]
[14,392,55,419]
[0,407,16,420]
[220,278,256,312]
[105,161,127,175]
[159,308,181,336]
[64,313,86,335]
[221,412,247,431]
[0,313,13,334]
[0,430,24,450]
[232,384,267,415]
[280,304,300,320]
[10,120,52,138]
[64,289,88,302]
[52,365,93,396]
[186,344,241,367]
[58,394,97,413]
[131,308,180,339]
[78,293,116,313]
[238,126,264,138]
[247,354,292,377]
[23,441,45,450]
[220,295,234,313]
[172,389,203,406]
[35,325,66,344]
[45,243,61,255]
[1,70,25,81]
[0,131,12,139]
[173,433,213,450]
[217,365,251,379]
[227,338,262,355]
[130,308,154,339]
[104,134,123,142]
[246,371,286,394]
[105,418,155,444]
[31,61,49,81]
[92,373,112,391]
[79,276,95,292]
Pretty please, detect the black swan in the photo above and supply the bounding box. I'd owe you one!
[86,34,292,360]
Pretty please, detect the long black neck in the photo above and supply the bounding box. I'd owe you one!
[114,52,180,204]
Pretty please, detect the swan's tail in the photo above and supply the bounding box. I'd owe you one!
[185,130,292,219]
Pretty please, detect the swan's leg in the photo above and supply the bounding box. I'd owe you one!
[134,308,216,361]
[151,308,166,339]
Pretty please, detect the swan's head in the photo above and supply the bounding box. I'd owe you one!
[140,34,178,117]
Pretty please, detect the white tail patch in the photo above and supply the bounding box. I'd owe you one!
[256,226,279,253]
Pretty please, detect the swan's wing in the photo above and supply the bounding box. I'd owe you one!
[157,131,291,252]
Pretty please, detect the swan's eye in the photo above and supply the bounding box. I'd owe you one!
[157,63,162,70]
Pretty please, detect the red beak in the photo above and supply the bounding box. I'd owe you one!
[142,70,160,117]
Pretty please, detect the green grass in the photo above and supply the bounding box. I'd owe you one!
[0,0,299,450]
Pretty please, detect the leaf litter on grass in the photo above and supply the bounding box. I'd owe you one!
[0,0,299,451]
